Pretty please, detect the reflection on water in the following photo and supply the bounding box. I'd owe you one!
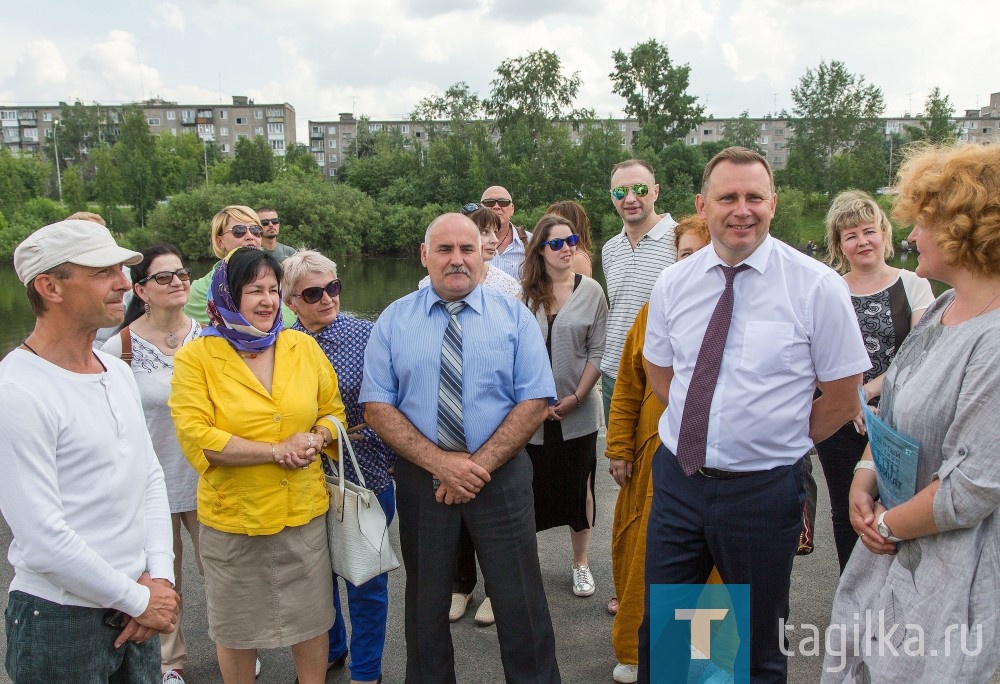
[0,250,942,358]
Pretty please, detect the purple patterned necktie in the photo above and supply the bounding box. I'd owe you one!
[675,264,750,475]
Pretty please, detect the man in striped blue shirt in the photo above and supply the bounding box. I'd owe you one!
[361,213,561,683]
[601,160,678,420]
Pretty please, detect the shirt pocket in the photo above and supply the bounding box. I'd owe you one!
[740,321,794,376]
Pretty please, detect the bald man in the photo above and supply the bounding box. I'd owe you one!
[480,186,530,280]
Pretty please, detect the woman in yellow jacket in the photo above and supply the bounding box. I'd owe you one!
[170,246,345,684]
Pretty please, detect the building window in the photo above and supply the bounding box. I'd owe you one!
[760,135,769,145]
[167,111,176,120]
[220,127,229,137]
[415,131,422,139]
[43,112,53,122]
[703,129,712,135]
[221,143,230,153]
[327,139,337,149]
[266,108,283,118]
[197,124,215,137]
[620,136,627,146]
[0,111,16,121]
[774,128,784,135]
[401,124,410,134]
[761,122,769,131]
[182,110,194,122]
[236,133,248,140]
[690,136,697,144]
[619,123,627,132]
[147,117,161,126]
[313,152,324,164]
[236,117,247,125]
[254,126,264,136]
[219,110,228,120]
[267,122,284,135]
[774,142,783,150]
[254,110,264,119]
[984,127,992,134]
[329,167,337,177]
[327,125,337,134]
[23,128,39,142]
[773,155,782,164]
[328,153,338,162]
[369,123,382,132]
[269,139,285,151]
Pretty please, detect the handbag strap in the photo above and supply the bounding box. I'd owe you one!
[318,414,368,494]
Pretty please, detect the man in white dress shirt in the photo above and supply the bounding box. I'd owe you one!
[637,148,870,683]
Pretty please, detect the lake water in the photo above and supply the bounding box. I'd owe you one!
[0,249,938,357]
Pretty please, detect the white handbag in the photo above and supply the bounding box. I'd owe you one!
[321,415,400,586]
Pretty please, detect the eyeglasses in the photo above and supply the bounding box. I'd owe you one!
[610,183,650,201]
[461,203,480,215]
[480,198,512,208]
[137,268,193,286]
[292,279,342,304]
[260,218,281,226]
[222,224,264,238]
[541,234,580,251]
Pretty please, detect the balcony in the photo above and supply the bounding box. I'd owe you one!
[310,128,324,138]
[267,116,284,123]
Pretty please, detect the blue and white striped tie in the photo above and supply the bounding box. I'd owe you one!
[437,300,468,452]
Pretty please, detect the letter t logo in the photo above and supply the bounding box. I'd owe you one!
[675,609,729,658]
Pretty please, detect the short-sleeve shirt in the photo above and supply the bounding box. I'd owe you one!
[600,214,677,378]
[491,226,531,281]
[644,235,871,471]
[360,285,555,454]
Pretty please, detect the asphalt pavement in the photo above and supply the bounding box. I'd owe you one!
[1,440,996,683]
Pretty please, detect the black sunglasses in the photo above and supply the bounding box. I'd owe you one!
[138,268,193,286]
[461,203,480,215]
[481,198,512,208]
[541,234,580,251]
[223,224,264,238]
[293,279,342,304]
[260,218,281,226]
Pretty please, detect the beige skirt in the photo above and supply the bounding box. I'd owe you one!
[199,515,334,649]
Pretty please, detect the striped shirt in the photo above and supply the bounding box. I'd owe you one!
[491,225,531,281]
[600,214,677,378]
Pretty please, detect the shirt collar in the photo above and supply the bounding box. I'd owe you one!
[614,213,675,242]
[421,282,484,316]
[701,234,774,275]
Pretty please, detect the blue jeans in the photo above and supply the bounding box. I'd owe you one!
[5,590,160,683]
[328,485,395,681]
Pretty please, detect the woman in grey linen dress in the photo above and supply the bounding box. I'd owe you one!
[822,143,1000,682]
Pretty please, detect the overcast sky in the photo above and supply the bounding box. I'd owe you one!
[2,0,997,141]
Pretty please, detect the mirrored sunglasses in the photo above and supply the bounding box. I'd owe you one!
[294,279,342,304]
[610,183,650,201]
[224,224,264,237]
[481,198,512,208]
[541,234,580,251]
[461,203,480,215]
[138,268,193,286]
[260,218,281,226]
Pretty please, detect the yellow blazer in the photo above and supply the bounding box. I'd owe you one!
[170,330,346,535]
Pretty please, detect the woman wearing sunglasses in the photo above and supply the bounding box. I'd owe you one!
[101,244,201,684]
[282,250,395,684]
[546,200,595,278]
[521,214,608,598]
[170,246,346,684]
[184,205,296,326]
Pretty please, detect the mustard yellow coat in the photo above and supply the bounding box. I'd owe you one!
[606,304,721,665]
[170,330,346,536]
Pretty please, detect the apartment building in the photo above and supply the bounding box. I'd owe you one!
[1,96,296,157]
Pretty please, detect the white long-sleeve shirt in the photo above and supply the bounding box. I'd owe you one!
[0,348,174,617]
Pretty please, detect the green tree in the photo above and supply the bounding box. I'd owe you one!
[281,143,323,179]
[786,59,886,195]
[610,39,705,150]
[61,165,87,213]
[116,106,162,227]
[157,131,208,195]
[90,146,124,226]
[722,111,763,152]
[410,82,482,140]
[0,148,50,219]
[230,136,275,184]
[904,87,960,144]
[485,49,582,136]
[341,128,419,202]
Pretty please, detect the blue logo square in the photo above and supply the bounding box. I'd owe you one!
[650,584,750,683]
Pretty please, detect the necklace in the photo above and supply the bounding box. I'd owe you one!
[146,314,188,349]
[21,341,38,356]
[497,222,511,246]
[237,350,258,359]
[944,289,1000,321]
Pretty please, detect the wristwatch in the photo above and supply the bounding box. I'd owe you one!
[876,510,903,542]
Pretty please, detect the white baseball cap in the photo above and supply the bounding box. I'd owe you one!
[13,220,143,286]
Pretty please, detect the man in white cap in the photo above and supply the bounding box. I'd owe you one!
[0,220,179,682]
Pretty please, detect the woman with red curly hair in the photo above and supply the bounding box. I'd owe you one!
[823,144,1000,682]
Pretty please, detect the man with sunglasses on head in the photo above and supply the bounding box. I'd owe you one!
[0,220,180,682]
[257,207,296,264]
[481,186,531,281]
[601,160,677,423]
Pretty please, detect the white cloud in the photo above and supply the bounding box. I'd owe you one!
[150,3,186,31]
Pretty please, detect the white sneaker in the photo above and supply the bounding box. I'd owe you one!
[613,662,638,683]
[255,657,261,678]
[474,597,495,626]
[572,564,595,597]
[162,671,185,684]
[449,592,472,622]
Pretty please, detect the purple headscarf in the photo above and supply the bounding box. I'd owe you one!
[200,249,283,353]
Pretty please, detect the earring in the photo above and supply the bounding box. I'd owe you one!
[144,301,150,315]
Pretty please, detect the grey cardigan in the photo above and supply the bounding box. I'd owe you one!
[528,275,608,444]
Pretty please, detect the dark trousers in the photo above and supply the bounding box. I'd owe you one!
[5,591,160,684]
[814,423,868,573]
[453,523,478,595]
[637,446,803,684]
[395,452,561,684]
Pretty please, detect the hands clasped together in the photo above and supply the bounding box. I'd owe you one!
[433,452,491,505]
[849,488,898,556]
[272,431,322,470]
[114,572,180,648]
